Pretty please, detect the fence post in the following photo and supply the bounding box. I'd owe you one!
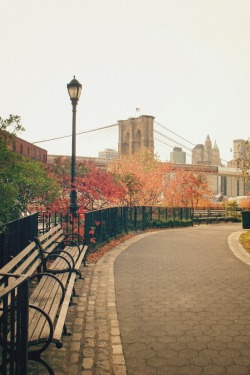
[142,206,146,230]
[134,207,137,230]
[124,206,128,233]
[0,274,29,375]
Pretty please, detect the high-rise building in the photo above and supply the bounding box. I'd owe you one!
[170,147,186,164]
[192,135,221,166]
[233,139,249,160]
[192,144,205,165]
[212,140,221,166]
[98,148,118,159]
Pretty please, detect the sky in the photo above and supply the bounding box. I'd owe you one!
[1,0,249,165]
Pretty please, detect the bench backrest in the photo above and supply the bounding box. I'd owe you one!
[0,241,42,285]
[35,224,66,255]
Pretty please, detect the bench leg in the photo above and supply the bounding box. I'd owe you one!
[74,269,83,279]
[63,322,73,337]
[29,353,55,375]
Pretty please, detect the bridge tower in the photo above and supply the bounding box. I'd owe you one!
[118,115,155,155]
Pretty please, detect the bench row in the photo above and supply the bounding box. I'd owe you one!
[192,210,234,225]
[0,224,88,375]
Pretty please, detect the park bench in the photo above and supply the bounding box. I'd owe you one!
[0,226,88,375]
[209,210,234,223]
[193,209,234,225]
[34,223,88,279]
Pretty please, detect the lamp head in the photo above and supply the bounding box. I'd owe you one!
[67,76,82,102]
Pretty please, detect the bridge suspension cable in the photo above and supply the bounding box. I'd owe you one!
[33,123,119,144]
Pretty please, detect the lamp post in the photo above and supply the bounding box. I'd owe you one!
[67,76,82,218]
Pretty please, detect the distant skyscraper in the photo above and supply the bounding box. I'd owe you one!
[228,138,250,167]
[170,147,186,164]
[233,139,249,160]
[192,144,205,165]
[212,140,221,166]
[192,135,221,166]
[98,148,118,159]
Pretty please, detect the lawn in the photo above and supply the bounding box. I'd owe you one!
[240,230,250,254]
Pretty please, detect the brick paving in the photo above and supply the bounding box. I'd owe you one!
[115,223,250,375]
[28,222,249,375]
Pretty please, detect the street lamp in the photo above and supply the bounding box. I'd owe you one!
[67,76,82,218]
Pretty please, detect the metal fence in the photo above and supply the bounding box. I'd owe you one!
[0,214,38,268]
[84,206,192,247]
[84,206,128,245]
[2,206,239,264]
[0,273,29,375]
[127,206,192,231]
[37,211,84,238]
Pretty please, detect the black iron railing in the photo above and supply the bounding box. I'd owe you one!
[0,214,38,268]
[84,206,193,247]
[84,206,128,245]
[0,273,29,375]
[3,205,241,264]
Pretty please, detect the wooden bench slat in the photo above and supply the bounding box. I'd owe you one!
[53,245,88,345]
[0,242,38,275]
[37,224,62,241]
[0,224,88,374]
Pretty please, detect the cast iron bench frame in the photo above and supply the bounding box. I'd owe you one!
[0,226,88,375]
[193,209,234,225]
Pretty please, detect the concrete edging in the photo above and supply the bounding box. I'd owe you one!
[228,230,250,266]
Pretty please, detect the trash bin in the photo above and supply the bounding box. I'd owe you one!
[241,211,250,229]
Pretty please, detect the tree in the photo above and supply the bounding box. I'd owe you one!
[238,193,250,210]
[0,115,60,224]
[48,156,125,212]
[108,149,172,206]
[165,170,213,208]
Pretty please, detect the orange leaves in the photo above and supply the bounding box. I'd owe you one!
[108,149,172,206]
[47,157,125,211]
[87,233,134,263]
[165,169,213,208]
[238,193,250,209]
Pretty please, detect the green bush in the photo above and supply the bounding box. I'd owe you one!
[150,219,192,229]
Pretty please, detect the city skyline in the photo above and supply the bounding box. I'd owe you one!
[1,1,249,164]
[16,119,244,168]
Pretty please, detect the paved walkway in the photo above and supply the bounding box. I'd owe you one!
[30,222,250,375]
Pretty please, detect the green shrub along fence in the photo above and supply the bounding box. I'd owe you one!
[84,206,193,248]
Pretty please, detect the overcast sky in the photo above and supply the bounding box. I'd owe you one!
[1,0,249,164]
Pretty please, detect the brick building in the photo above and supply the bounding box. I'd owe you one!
[9,135,47,162]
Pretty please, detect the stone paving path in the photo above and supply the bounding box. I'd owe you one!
[30,231,148,374]
[115,223,250,375]
[28,222,249,375]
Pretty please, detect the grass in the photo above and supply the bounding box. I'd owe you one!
[240,230,250,254]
